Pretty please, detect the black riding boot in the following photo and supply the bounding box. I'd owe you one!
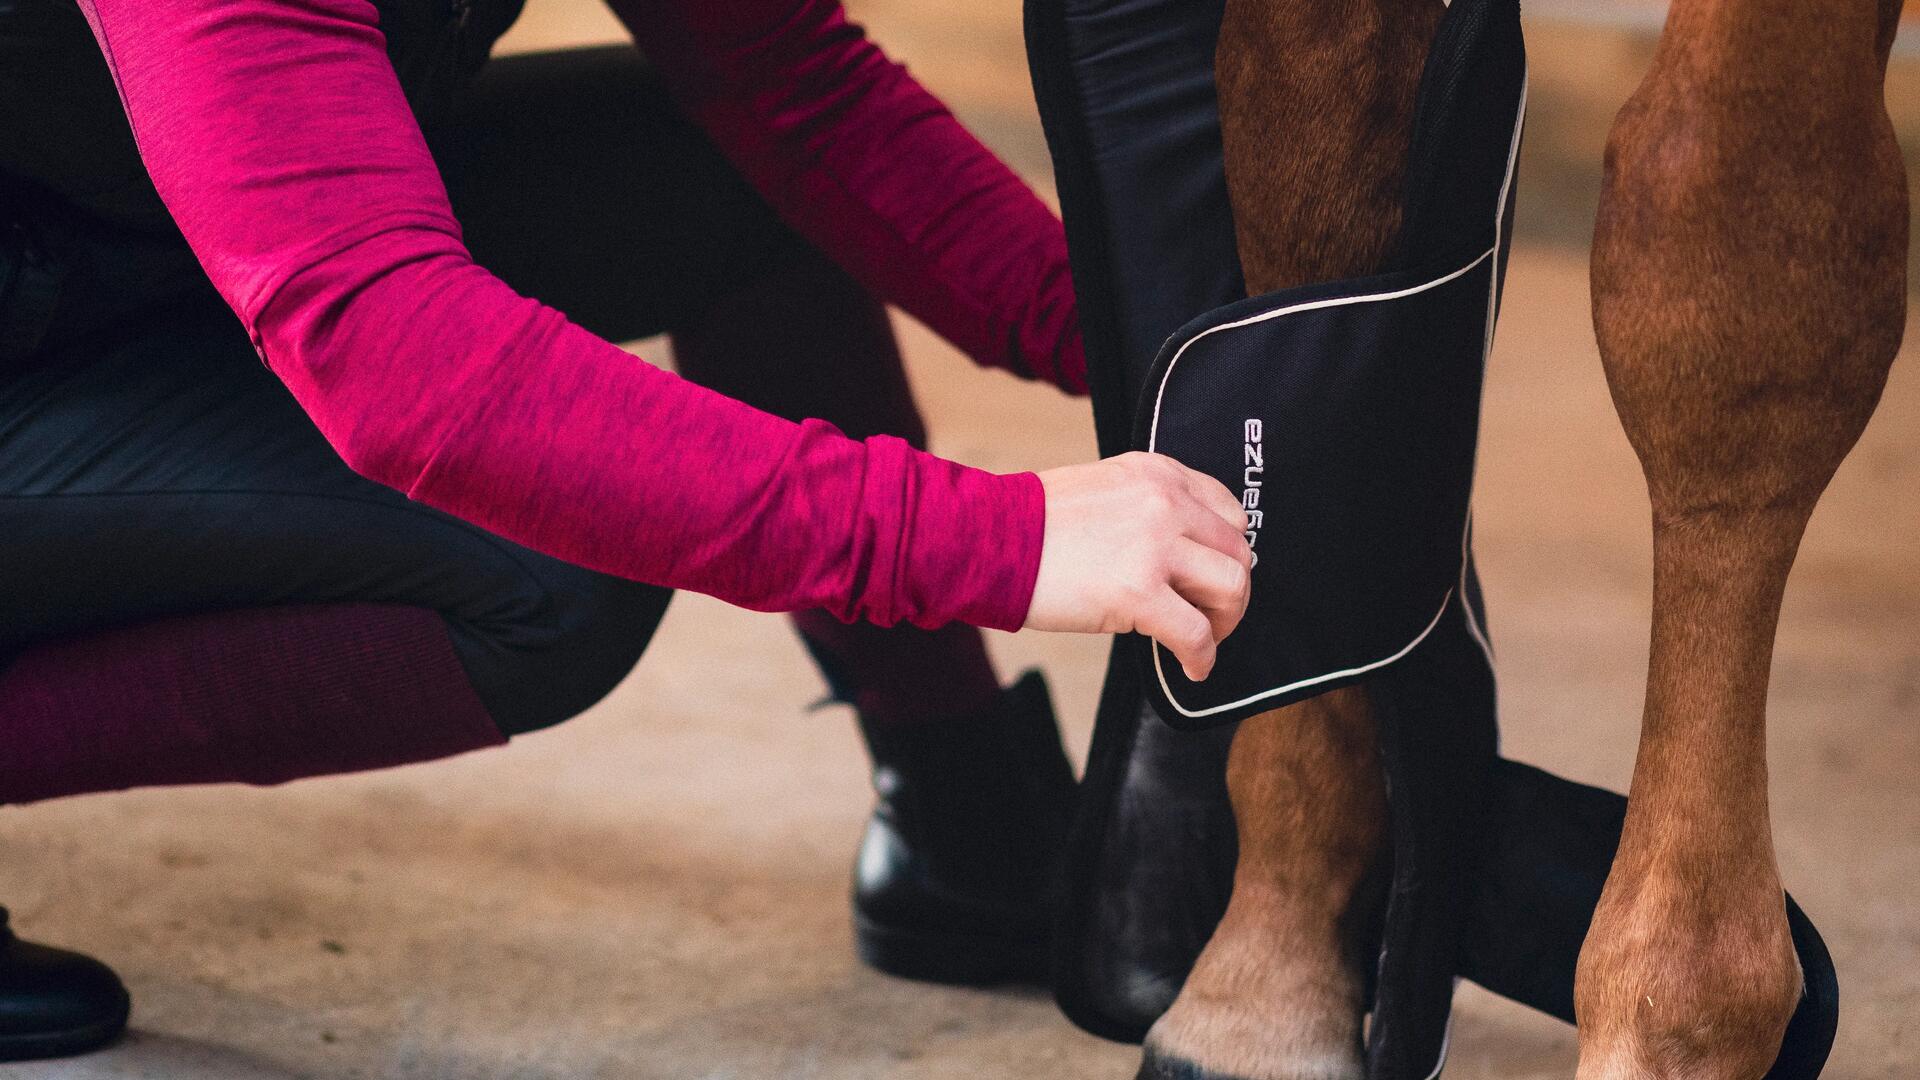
[0,907,129,1062]
[852,670,1077,985]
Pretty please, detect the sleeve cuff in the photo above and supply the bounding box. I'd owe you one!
[887,448,1046,633]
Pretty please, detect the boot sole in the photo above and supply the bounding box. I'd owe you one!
[0,997,129,1063]
[855,915,1050,987]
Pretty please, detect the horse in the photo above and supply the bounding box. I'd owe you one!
[1139,1,1906,1078]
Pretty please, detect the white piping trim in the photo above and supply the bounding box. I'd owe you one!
[1482,75,1527,360]
[1460,512,1496,663]
[1155,587,1457,718]
[1460,74,1528,672]
[1418,71,1529,1080]
[1145,247,1494,451]
[1420,992,1459,1080]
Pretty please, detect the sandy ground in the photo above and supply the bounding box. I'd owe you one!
[4,2,1917,1078]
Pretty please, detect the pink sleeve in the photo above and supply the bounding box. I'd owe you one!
[73,0,1044,632]
[612,0,1088,395]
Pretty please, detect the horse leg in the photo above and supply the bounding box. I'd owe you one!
[1575,2,1907,1077]
[1141,2,1444,1076]
[1142,688,1390,1080]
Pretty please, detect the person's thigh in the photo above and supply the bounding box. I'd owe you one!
[435,45,817,344]
[0,304,670,733]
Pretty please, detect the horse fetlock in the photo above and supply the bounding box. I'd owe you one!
[1575,866,1802,1080]
[1143,968,1366,1080]
[1145,892,1369,1080]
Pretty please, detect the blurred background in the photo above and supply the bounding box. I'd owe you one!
[5,2,1917,1077]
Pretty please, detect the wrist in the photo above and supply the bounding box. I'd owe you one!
[897,458,1045,632]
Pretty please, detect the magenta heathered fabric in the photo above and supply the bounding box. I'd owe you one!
[72,0,1082,632]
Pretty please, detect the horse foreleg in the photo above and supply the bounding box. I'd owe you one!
[1575,3,1907,1077]
[1141,2,1443,1077]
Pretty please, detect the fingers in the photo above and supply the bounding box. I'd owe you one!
[1136,586,1219,682]
[1181,500,1254,569]
[1168,539,1252,644]
[1025,453,1255,675]
[1176,463,1250,534]
[1129,452,1251,564]
[1129,453,1254,680]
[1144,540,1251,682]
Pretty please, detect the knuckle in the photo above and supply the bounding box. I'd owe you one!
[1141,488,1177,521]
[1149,538,1180,573]
[1115,576,1156,609]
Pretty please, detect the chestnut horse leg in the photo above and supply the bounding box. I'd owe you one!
[1575,2,1907,1077]
[1141,2,1443,1076]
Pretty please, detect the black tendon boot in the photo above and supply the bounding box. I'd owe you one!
[0,907,129,1062]
[853,671,1077,985]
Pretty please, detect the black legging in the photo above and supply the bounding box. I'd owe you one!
[0,46,925,737]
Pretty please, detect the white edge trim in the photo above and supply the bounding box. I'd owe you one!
[1421,990,1460,1080]
[1461,73,1528,670]
[1155,589,1458,719]
[1424,70,1528,1080]
[1145,247,1494,452]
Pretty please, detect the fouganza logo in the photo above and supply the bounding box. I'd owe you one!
[1242,419,1263,568]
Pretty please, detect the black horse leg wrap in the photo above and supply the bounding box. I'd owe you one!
[1128,0,1522,726]
[1026,0,1836,1075]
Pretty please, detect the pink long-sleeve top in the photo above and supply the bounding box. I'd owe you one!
[73,0,1087,631]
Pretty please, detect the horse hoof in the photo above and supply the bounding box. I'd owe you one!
[1136,1048,1236,1080]
[1136,1047,1361,1080]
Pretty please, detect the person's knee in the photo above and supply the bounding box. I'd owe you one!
[447,571,672,737]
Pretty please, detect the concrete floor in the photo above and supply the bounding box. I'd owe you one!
[4,2,1918,1078]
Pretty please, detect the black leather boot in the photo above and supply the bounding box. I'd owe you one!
[0,907,129,1062]
[852,670,1076,985]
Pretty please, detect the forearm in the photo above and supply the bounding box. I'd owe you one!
[76,0,1045,630]
[256,228,1048,630]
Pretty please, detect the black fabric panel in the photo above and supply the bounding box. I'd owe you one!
[1027,0,1250,1046]
[1398,0,1525,268]
[1366,595,1500,1078]
[1136,252,1494,728]
[1024,0,1241,458]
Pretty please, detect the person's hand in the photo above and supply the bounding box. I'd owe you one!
[1025,452,1252,681]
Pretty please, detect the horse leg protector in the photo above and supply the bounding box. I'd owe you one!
[1025,0,1836,1074]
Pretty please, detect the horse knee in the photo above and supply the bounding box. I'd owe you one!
[1592,71,1905,525]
